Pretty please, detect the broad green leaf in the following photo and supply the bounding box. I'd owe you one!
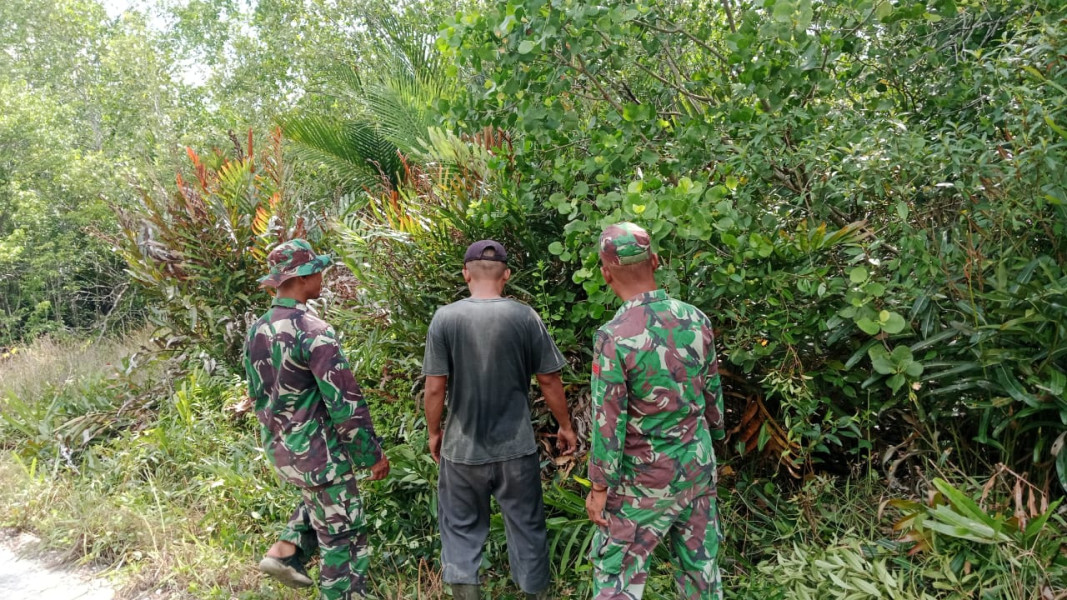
[931,478,1001,530]
[864,282,886,297]
[857,318,882,336]
[890,345,913,362]
[518,40,535,54]
[887,373,906,393]
[881,312,906,334]
[772,0,794,23]
[875,0,893,19]
[850,267,868,284]
[869,347,895,374]
[895,201,909,220]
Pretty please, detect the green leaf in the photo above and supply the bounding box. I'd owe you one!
[995,366,1041,408]
[905,361,924,378]
[857,317,881,335]
[518,40,535,54]
[887,373,906,393]
[882,312,907,334]
[895,201,909,220]
[864,282,886,297]
[772,0,794,23]
[548,241,564,255]
[850,266,868,284]
[875,0,893,19]
[1024,498,1063,540]
[1045,115,1067,140]
[846,340,879,369]
[890,345,913,362]
[931,478,1001,530]
[869,347,895,374]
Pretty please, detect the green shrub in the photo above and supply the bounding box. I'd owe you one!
[115,129,326,370]
[889,476,1067,599]
[438,0,1067,481]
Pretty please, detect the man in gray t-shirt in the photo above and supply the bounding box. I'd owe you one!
[423,239,576,600]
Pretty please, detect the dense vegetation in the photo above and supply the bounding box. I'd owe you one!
[2,0,1066,598]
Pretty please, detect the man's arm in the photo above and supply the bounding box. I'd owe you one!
[424,375,447,463]
[587,331,629,489]
[535,371,576,455]
[242,333,260,407]
[307,329,386,472]
[703,325,725,441]
[586,331,628,527]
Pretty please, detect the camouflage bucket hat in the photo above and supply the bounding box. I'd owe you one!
[257,239,332,288]
[599,222,652,265]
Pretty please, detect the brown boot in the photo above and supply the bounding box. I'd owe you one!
[451,583,481,600]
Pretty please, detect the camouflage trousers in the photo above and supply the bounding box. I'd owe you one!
[279,475,370,600]
[590,483,722,600]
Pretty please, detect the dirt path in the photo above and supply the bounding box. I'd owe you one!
[0,531,114,600]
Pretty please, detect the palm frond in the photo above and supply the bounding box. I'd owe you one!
[370,13,446,79]
[353,16,457,155]
[281,116,402,189]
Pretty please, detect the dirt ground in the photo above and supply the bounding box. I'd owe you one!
[0,530,114,600]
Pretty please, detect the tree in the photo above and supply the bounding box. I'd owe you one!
[440,0,1067,480]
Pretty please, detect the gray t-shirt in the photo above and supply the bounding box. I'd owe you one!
[422,297,566,465]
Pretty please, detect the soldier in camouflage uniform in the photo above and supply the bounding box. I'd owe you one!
[585,223,725,600]
[244,239,390,600]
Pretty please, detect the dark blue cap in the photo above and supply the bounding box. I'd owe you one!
[463,239,508,264]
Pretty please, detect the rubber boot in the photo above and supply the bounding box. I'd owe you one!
[451,583,482,600]
[525,591,550,600]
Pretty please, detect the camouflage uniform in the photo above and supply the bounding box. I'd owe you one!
[244,239,384,600]
[588,223,725,600]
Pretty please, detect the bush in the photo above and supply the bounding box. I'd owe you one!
[115,129,326,370]
[438,0,1067,484]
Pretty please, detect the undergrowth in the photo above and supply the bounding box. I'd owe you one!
[1,333,1065,599]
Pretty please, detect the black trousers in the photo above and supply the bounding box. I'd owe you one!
[438,452,550,593]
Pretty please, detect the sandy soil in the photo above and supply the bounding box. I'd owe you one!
[0,530,114,600]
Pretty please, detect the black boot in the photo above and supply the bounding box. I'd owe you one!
[451,583,482,600]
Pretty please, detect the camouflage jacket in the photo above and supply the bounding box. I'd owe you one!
[588,289,724,497]
[244,297,383,489]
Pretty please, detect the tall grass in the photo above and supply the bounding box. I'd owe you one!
[0,332,309,598]
[0,331,149,405]
[0,332,440,599]
[2,331,1063,599]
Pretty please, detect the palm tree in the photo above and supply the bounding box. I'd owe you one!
[280,14,456,192]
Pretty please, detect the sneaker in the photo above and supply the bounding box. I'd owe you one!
[258,553,313,588]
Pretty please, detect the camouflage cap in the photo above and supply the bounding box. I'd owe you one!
[598,222,652,266]
[257,239,331,288]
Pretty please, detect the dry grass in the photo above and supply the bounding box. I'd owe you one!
[0,330,151,404]
[0,454,308,600]
[0,330,453,599]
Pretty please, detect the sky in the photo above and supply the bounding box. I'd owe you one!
[97,0,212,87]
[101,0,137,19]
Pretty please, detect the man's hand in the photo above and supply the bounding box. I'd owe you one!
[429,430,442,464]
[556,426,577,455]
[367,455,390,481]
[424,376,447,465]
[585,487,609,527]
